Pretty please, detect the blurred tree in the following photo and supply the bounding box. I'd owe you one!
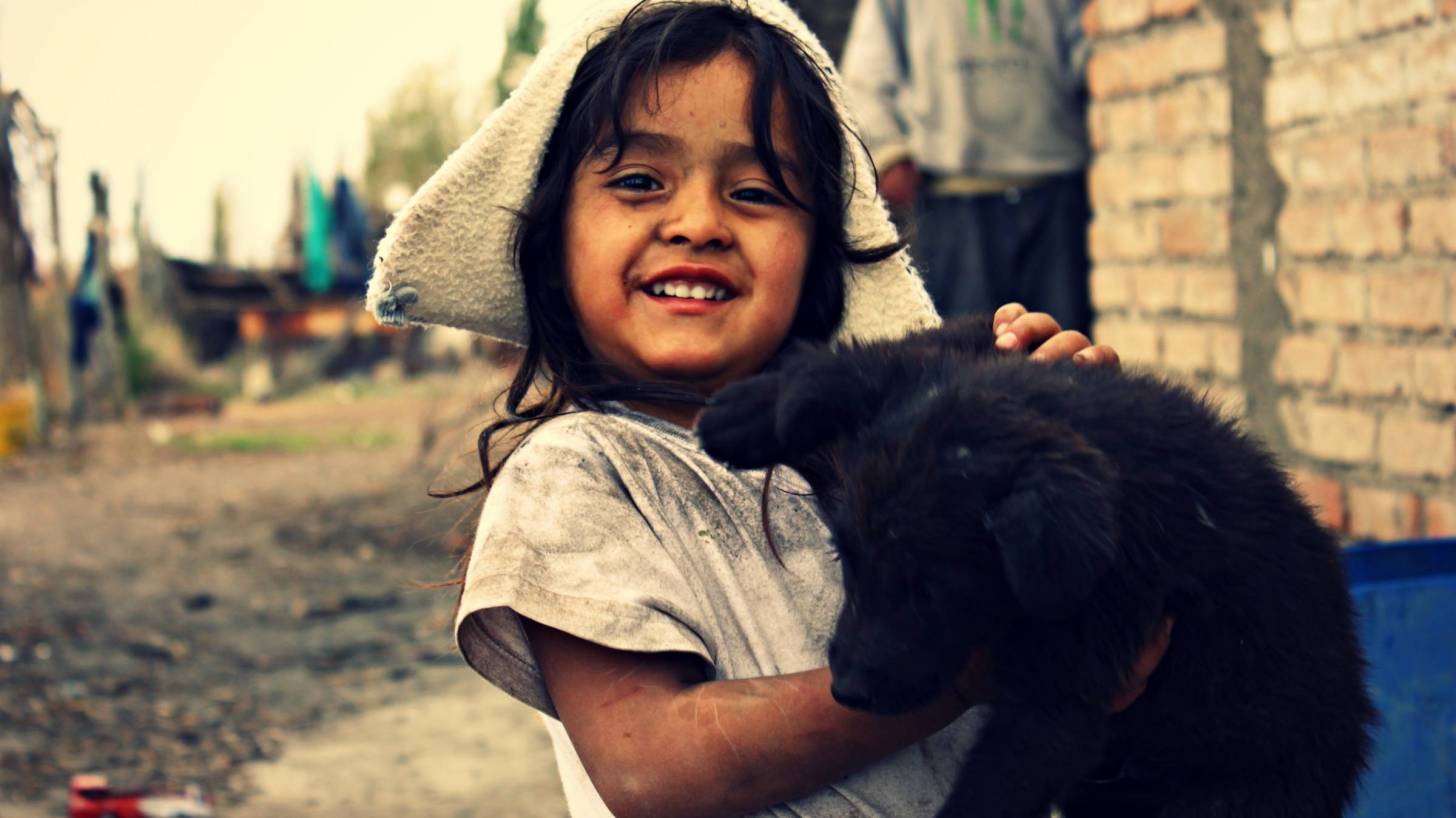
[362,64,465,209]
[495,0,544,105]
[210,184,230,267]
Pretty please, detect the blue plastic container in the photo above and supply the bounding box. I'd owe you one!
[1343,538,1456,818]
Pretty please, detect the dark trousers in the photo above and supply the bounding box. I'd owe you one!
[911,171,1092,335]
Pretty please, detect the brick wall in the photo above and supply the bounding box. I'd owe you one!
[1083,0,1455,540]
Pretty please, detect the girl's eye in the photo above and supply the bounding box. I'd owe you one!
[732,186,785,206]
[608,173,662,193]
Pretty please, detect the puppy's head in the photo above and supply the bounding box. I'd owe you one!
[827,389,1120,714]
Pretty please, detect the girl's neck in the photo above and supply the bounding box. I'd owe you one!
[624,400,703,430]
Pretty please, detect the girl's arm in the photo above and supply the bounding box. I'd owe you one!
[524,618,985,818]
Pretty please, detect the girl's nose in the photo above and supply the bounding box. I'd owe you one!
[659,179,732,249]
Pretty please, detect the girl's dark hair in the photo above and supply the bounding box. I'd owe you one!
[437,0,899,504]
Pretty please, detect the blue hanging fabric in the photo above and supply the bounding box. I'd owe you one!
[303,170,333,293]
[331,175,371,285]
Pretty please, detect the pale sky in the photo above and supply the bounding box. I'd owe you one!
[0,0,601,270]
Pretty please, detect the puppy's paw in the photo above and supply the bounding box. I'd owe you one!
[698,373,789,468]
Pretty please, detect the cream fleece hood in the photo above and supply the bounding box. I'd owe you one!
[365,0,939,347]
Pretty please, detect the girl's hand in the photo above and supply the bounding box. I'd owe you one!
[990,303,1121,368]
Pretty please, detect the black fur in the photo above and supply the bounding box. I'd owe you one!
[698,316,1374,818]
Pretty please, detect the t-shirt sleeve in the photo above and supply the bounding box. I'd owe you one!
[453,422,713,717]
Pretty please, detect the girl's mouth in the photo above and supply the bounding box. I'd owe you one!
[645,279,734,302]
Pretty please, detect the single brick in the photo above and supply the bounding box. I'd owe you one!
[1257,5,1295,57]
[1161,323,1212,374]
[1353,0,1436,36]
[1152,0,1199,19]
[1414,347,1456,403]
[1273,334,1338,386]
[1409,26,1456,100]
[1100,0,1154,33]
[1408,196,1456,254]
[1327,43,1408,117]
[1133,267,1184,313]
[1332,199,1406,258]
[1370,270,1448,330]
[1156,79,1231,143]
[1182,267,1238,317]
[1103,96,1159,151]
[1132,152,1181,204]
[1291,0,1359,48]
[1090,40,1173,99]
[1091,265,1134,311]
[1089,105,1112,152]
[1379,412,1456,477]
[1083,0,1103,39]
[1368,124,1446,187]
[1086,50,1124,100]
[1089,155,1132,209]
[1093,318,1161,366]
[1279,201,1334,258]
[1347,485,1422,540]
[1288,267,1367,325]
[1090,212,1160,262]
[1266,65,1329,128]
[1161,206,1230,258]
[1426,495,1456,537]
[1210,325,1242,378]
[1335,342,1415,398]
[1280,399,1379,464]
[1169,21,1226,77]
[1289,467,1348,532]
[1278,130,1367,193]
[1179,144,1232,199]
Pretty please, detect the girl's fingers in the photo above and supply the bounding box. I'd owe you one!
[994,311,1065,354]
[991,303,1028,336]
[1027,330,1092,362]
[1072,344,1122,369]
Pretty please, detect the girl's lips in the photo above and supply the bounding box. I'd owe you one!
[639,264,740,295]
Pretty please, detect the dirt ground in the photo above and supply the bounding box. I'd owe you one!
[0,364,568,817]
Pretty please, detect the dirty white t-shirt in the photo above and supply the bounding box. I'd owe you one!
[455,403,985,817]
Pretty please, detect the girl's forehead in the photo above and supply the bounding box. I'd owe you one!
[614,52,796,152]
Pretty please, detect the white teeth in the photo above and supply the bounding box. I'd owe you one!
[647,279,731,301]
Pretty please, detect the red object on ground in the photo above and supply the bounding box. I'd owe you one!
[68,774,214,818]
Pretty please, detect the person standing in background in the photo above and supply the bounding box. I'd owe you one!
[841,0,1092,334]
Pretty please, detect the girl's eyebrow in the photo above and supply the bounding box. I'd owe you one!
[597,130,802,178]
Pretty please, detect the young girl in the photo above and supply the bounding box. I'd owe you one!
[366,2,1155,816]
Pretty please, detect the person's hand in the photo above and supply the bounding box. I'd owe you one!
[878,160,921,211]
[1108,616,1174,713]
[991,303,1121,368]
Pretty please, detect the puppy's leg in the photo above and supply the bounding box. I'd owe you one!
[937,698,1109,818]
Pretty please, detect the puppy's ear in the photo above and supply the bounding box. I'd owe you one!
[986,449,1119,620]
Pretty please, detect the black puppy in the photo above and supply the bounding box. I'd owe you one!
[698,316,1374,818]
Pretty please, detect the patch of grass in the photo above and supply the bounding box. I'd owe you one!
[169,429,399,454]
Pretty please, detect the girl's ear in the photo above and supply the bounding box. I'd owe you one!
[985,446,1119,620]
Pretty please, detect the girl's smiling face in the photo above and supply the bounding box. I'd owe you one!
[561,50,814,396]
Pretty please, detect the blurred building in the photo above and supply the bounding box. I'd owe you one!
[1082,0,1454,540]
